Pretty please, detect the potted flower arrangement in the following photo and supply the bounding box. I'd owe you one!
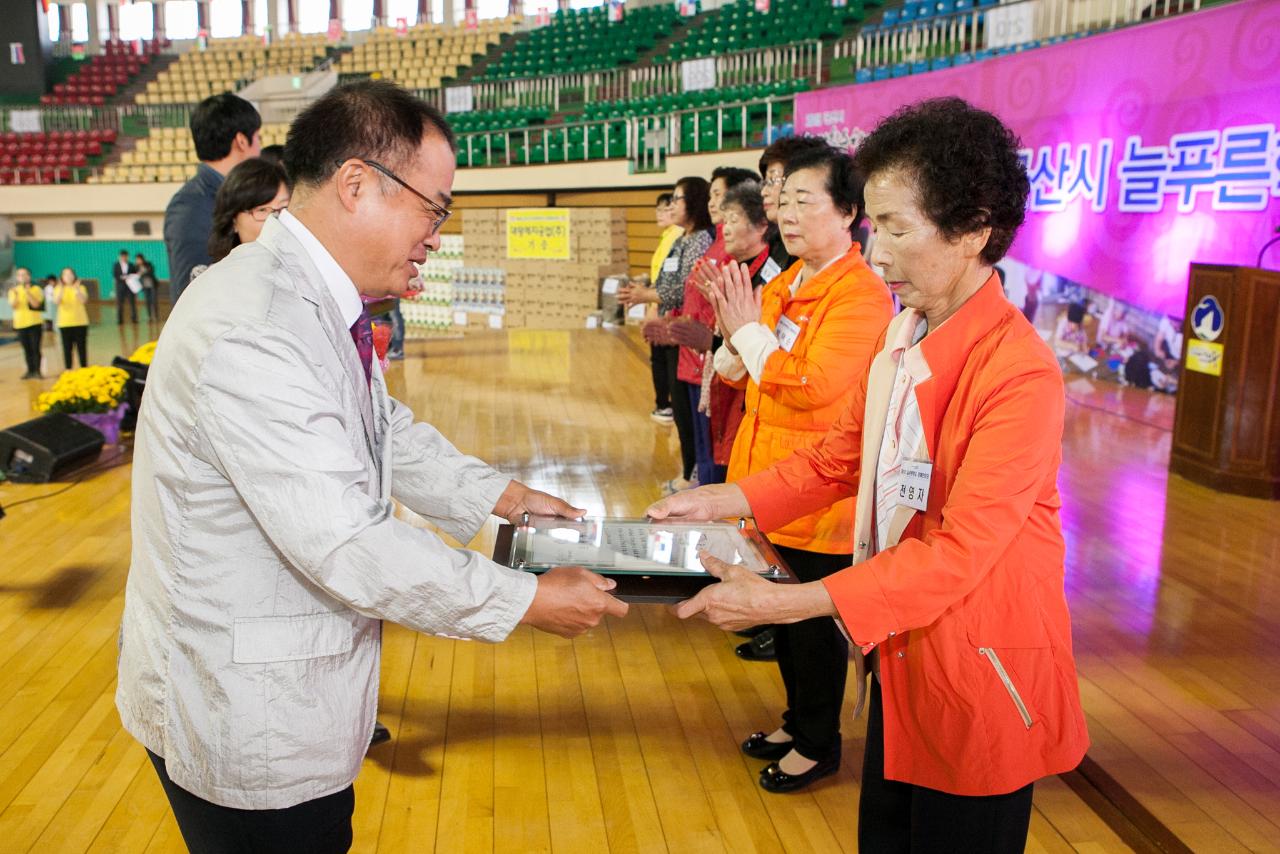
[35,365,131,444]
[128,341,157,365]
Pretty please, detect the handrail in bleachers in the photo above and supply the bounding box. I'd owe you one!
[448,92,797,174]
[415,38,822,114]
[833,0,1206,71]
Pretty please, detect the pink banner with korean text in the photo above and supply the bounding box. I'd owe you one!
[795,0,1280,319]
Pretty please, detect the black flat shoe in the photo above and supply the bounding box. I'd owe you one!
[735,629,776,661]
[734,625,770,639]
[369,721,392,748]
[759,751,841,793]
[741,731,793,761]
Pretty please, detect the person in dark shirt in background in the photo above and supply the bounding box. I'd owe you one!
[111,249,138,324]
[163,93,262,304]
[135,253,159,323]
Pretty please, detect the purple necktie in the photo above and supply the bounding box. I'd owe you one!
[350,312,373,385]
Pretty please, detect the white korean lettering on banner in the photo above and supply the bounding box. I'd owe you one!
[1016,123,1280,214]
[1019,140,1113,212]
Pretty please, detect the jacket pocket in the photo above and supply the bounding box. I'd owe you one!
[232,611,355,664]
[978,646,1034,729]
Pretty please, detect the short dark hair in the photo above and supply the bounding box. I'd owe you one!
[285,79,456,190]
[190,93,262,162]
[721,180,768,229]
[758,134,833,178]
[207,157,289,263]
[710,166,757,191]
[656,192,673,206]
[784,145,866,235]
[852,97,1029,264]
[119,249,129,255]
[259,144,291,189]
[258,144,286,166]
[675,176,713,233]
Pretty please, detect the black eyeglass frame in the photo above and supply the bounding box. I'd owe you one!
[334,157,453,234]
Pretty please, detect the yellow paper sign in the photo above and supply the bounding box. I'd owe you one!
[1185,340,1223,376]
[506,209,571,260]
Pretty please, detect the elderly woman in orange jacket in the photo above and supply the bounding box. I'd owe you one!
[650,98,1088,852]
[708,144,892,792]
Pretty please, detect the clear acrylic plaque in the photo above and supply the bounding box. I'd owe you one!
[500,516,789,579]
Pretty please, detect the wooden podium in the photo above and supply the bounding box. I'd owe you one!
[1170,264,1280,499]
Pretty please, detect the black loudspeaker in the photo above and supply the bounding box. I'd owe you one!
[0,413,105,483]
[112,356,150,433]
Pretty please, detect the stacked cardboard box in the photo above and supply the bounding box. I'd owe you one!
[463,207,629,330]
[461,209,504,266]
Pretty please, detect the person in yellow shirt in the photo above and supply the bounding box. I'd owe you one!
[53,267,91,370]
[7,266,46,379]
[649,192,682,282]
[644,192,682,424]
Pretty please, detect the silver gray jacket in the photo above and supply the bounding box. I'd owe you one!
[116,217,536,809]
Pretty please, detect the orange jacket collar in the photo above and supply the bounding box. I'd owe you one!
[912,271,1012,458]
[775,243,866,307]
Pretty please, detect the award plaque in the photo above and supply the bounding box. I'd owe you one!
[492,516,796,604]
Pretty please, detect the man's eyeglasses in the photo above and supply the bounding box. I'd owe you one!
[335,158,453,234]
[670,194,686,203]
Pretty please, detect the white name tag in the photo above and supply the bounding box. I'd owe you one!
[662,257,679,273]
[897,460,933,511]
[761,257,782,283]
[775,315,801,352]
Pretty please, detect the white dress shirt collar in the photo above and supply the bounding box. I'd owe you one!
[279,210,364,329]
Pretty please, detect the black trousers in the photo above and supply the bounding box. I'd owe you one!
[117,285,138,323]
[663,346,697,480]
[858,680,1035,853]
[60,325,88,369]
[141,285,159,321]
[147,750,354,854]
[650,343,671,410]
[17,325,42,375]
[774,544,850,760]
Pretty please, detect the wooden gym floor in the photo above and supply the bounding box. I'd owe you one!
[0,321,1278,853]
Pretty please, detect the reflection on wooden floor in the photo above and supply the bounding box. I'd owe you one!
[1,325,1277,853]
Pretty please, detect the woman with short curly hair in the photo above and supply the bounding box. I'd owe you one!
[649,97,1088,851]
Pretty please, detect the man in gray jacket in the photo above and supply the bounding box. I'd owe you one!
[118,80,626,853]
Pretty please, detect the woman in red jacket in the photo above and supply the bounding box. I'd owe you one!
[649,98,1088,852]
